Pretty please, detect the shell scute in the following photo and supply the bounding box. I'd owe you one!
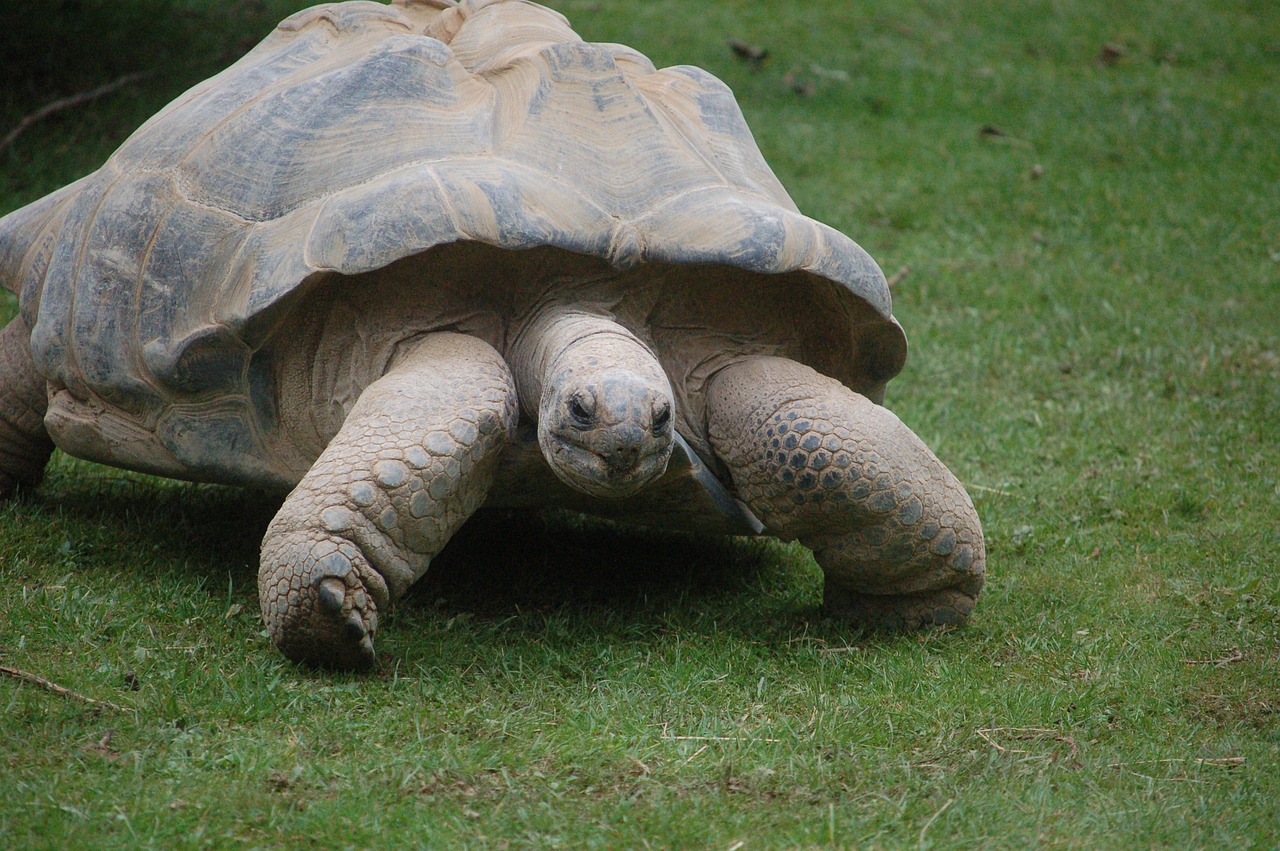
[180,34,487,223]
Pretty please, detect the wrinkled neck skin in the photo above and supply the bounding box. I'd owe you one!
[510,306,675,499]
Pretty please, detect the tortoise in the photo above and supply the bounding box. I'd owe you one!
[0,0,985,669]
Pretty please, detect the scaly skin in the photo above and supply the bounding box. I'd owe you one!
[706,356,985,629]
[0,316,54,498]
[259,333,517,669]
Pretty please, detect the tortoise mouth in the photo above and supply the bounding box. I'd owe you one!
[543,434,673,499]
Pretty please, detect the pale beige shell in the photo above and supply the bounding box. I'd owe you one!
[0,0,905,527]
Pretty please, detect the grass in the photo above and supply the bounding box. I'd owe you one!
[2,0,1278,847]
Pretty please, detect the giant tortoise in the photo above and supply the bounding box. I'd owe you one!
[0,0,985,669]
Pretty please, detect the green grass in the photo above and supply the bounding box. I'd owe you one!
[2,0,1278,847]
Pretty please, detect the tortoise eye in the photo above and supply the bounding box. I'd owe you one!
[652,403,672,434]
[567,395,594,426]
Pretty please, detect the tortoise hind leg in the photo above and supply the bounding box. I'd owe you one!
[0,315,54,498]
[705,356,985,629]
[259,333,518,669]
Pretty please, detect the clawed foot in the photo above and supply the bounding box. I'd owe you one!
[259,533,390,670]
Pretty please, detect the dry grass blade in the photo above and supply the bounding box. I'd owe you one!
[665,734,781,743]
[1109,757,1246,769]
[918,798,955,845]
[1182,648,1244,666]
[976,727,1079,760]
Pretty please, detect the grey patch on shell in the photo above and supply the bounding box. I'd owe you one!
[374,459,410,488]
[725,210,788,272]
[155,406,290,489]
[404,446,430,468]
[321,505,356,533]
[951,545,974,572]
[143,324,250,394]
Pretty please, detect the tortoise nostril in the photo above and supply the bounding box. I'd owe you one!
[608,443,641,469]
[604,424,646,471]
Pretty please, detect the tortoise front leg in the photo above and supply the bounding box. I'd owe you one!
[705,357,985,629]
[259,333,517,669]
[0,315,54,498]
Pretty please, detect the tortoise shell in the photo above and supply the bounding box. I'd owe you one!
[1,0,905,517]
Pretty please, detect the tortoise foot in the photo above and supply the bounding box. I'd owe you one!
[0,317,55,499]
[706,356,986,631]
[823,578,978,631]
[258,332,516,669]
[259,531,388,670]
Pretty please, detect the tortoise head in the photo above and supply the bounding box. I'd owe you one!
[517,309,675,499]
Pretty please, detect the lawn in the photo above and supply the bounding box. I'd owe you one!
[2,0,1277,847]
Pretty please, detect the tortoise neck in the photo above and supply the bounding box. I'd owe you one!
[508,305,655,420]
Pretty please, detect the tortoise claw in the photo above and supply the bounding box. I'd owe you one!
[317,577,346,614]
[344,611,368,642]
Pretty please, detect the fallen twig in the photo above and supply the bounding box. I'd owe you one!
[1182,648,1244,667]
[0,664,131,713]
[1,72,146,152]
[886,265,910,288]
